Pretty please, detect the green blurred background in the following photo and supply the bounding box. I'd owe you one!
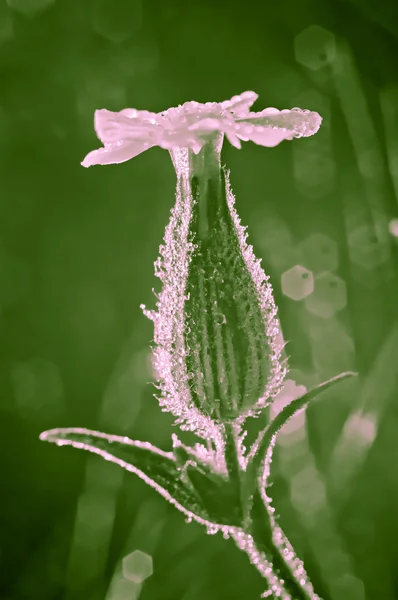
[1,0,398,598]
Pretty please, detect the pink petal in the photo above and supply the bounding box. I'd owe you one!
[221,91,259,116]
[94,109,160,144]
[189,118,241,148]
[120,108,159,121]
[239,108,322,136]
[189,141,205,155]
[81,141,153,168]
[236,108,322,148]
[225,129,242,149]
[188,117,222,132]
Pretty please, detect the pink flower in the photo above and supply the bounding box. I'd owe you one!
[81,91,322,167]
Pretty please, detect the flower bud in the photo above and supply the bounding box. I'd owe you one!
[142,135,286,442]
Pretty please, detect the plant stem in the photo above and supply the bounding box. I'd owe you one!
[247,489,316,600]
[224,424,318,598]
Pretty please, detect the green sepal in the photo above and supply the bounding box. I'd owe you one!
[185,462,243,526]
[183,157,274,422]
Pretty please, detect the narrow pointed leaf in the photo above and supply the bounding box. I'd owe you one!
[259,371,357,449]
[40,427,214,525]
[245,371,358,496]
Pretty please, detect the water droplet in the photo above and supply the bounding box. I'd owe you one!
[206,524,219,535]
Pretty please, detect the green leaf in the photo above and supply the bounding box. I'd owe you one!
[244,371,358,503]
[260,371,357,448]
[185,463,242,526]
[40,427,214,526]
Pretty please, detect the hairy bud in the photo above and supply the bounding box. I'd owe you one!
[142,135,286,441]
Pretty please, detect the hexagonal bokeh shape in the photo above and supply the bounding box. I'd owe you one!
[293,152,335,199]
[7,0,56,16]
[329,574,366,600]
[123,550,153,584]
[348,224,389,269]
[298,233,338,274]
[342,411,377,447]
[290,465,326,514]
[109,577,141,600]
[294,25,336,71]
[281,265,314,301]
[389,219,398,237]
[304,272,347,318]
[92,0,143,44]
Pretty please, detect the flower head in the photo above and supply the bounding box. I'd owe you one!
[81,91,322,167]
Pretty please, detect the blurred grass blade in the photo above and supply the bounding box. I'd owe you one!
[40,427,213,525]
[329,322,398,501]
